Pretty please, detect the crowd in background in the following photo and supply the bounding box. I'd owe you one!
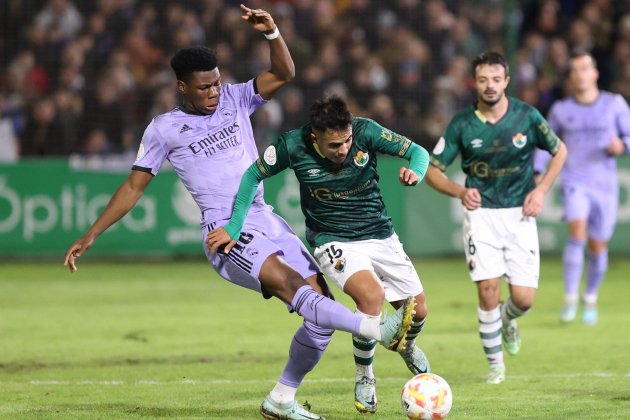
[1,0,630,162]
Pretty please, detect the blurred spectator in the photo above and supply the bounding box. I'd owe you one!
[0,93,19,162]
[20,97,73,156]
[0,0,629,160]
[80,75,134,154]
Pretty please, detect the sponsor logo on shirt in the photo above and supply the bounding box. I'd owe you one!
[512,133,527,148]
[187,122,241,157]
[353,151,369,167]
[471,138,483,148]
[307,168,320,177]
[179,124,193,133]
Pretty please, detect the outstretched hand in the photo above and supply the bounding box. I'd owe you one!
[63,234,95,273]
[399,167,419,186]
[240,4,276,32]
[207,226,237,254]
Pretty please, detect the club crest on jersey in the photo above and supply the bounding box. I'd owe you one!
[353,151,369,167]
[512,133,527,148]
[334,258,346,273]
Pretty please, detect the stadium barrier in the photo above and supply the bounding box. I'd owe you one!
[1,157,629,257]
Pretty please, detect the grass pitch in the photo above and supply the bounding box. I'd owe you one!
[1,257,629,419]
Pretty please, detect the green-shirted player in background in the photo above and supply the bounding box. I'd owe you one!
[207,95,431,413]
[425,51,567,384]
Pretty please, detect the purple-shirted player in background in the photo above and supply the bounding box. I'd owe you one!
[63,5,414,420]
[534,51,630,325]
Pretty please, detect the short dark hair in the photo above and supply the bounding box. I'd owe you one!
[310,95,353,132]
[569,50,597,69]
[170,46,218,82]
[472,51,509,77]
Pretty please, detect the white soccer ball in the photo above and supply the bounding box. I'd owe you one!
[401,373,453,419]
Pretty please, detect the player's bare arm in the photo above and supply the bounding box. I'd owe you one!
[240,4,295,99]
[63,170,153,272]
[523,141,567,217]
[399,167,419,186]
[425,165,482,210]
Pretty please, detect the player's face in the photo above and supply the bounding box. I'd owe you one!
[474,64,509,107]
[178,68,221,115]
[311,126,353,164]
[569,55,598,93]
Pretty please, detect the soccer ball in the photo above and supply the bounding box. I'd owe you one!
[401,373,453,419]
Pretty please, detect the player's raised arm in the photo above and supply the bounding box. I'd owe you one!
[63,170,153,272]
[240,4,295,100]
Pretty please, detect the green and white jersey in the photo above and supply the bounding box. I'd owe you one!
[257,117,413,247]
[431,97,560,208]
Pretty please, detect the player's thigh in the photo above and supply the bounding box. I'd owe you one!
[587,187,618,242]
[463,208,506,281]
[370,234,424,302]
[255,212,321,281]
[504,212,540,288]
[202,224,293,299]
[313,240,375,294]
[562,184,590,223]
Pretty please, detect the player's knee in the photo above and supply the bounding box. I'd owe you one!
[356,289,385,315]
[414,300,428,321]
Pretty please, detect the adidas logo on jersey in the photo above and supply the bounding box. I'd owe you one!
[180,124,193,133]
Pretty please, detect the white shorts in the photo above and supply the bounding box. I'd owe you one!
[313,233,423,302]
[463,207,539,287]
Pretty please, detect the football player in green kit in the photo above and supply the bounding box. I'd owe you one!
[207,95,431,413]
[425,51,567,384]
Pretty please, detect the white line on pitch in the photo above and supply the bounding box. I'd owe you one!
[0,372,627,386]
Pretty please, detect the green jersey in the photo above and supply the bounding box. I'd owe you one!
[430,97,560,208]
[256,118,418,247]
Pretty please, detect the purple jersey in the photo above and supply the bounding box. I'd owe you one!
[133,79,270,225]
[534,91,630,192]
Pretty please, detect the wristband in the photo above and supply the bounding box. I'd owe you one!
[264,26,280,40]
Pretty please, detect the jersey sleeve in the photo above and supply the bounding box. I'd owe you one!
[132,119,169,175]
[231,79,267,116]
[613,94,630,153]
[361,118,414,158]
[546,102,562,135]
[255,134,292,177]
[430,120,461,171]
[530,107,561,155]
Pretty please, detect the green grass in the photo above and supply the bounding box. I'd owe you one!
[1,258,629,419]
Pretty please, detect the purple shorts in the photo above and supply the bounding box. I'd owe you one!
[202,209,320,297]
[561,183,618,242]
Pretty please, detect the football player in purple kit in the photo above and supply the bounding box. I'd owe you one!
[63,5,414,420]
[534,52,630,325]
